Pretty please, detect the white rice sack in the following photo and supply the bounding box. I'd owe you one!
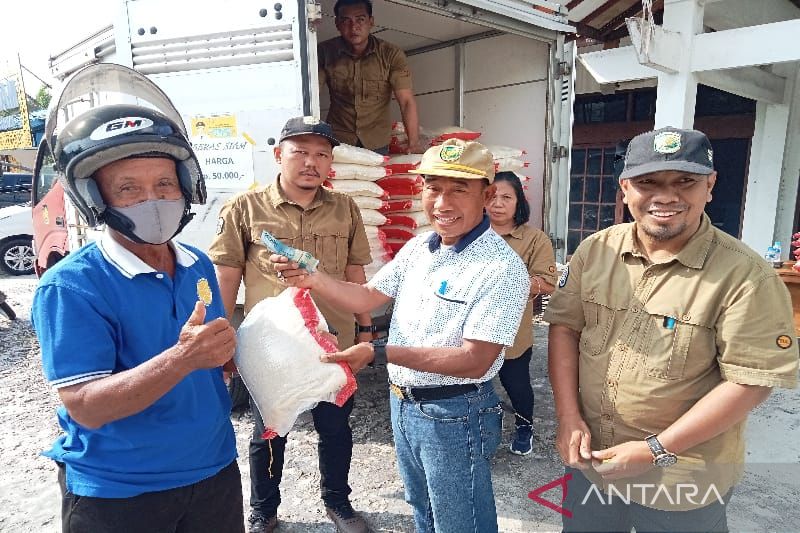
[387,154,422,166]
[235,287,357,438]
[363,225,384,239]
[352,196,388,210]
[330,163,390,181]
[328,179,387,198]
[333,144,387,166]
[487,145,526,160]
[360,209,388,226]
[495,157,527,172]
[364,256,389,280]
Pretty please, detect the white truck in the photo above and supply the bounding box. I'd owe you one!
[42,0,577,262]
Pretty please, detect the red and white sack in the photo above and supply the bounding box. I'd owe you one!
[386,154,422,174]
[364,225,385,240]
[235,287,357,439]
[426,125,481,142]
[377,175,423,198]
[333,144,388,166]
[380,198,423,213]
[328,179,387,198]
[384,211,429,229]
[360,209,388,226]
[487,145,526,160]
[386,238,411,255]
[494,158,528,173]
[364,255,390,280]
[369,239,393,263]
[330,163,391,181]
[352,196,388,211]
[381,224,433,241]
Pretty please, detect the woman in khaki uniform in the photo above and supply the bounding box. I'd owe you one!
[486,172,556,455]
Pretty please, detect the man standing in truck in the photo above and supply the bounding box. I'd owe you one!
[319,0,421,153]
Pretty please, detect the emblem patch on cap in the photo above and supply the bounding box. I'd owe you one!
[776,335,793,349]
[707,149,714,163]
[439,144,464,162]
[653,131,681,154]
[558,266,569,288]
[302,116,319,125]
[197,278,213,306]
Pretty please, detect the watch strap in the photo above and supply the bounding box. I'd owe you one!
[356,324,377,334]
[645,434,665,456]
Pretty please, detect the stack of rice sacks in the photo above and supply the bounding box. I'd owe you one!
[486,144,532,193]
[326,144,394,279]
[379,153,428,256]
[389,122,482,154]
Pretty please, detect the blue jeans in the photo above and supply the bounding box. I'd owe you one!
[389,382,503,533]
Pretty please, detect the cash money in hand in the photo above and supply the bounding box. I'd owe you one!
[261,230,320,273]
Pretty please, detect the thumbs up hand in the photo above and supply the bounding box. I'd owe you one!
[174,301,237,371]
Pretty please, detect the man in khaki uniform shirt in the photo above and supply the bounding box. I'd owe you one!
[544,127,799,533]
[318,0,420,152]
[208,118,373,533]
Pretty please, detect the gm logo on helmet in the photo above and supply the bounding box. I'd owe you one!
[90,117,154,140]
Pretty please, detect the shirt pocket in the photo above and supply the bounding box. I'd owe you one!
[330,71,354,100]
[250,228,300,275]
[579,288,622,356]
[363,78,390,103]
[643,306,717,381]
[313,230,349,275]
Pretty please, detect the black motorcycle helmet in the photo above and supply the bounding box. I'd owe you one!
[47,64,206,243]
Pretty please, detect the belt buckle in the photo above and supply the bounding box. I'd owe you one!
[390,383,405,400]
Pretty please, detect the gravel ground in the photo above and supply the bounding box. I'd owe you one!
[1,271,799,532]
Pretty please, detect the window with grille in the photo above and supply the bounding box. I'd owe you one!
[568,147,620,255]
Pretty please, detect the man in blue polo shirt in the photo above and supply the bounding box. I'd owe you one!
[31,66,243,533]
[269,139,530,532]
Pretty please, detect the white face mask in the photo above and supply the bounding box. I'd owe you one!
[113,198,186,244]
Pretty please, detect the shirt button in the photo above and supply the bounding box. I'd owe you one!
[607,380,615,386]
[682,314,691,321]
[602,414,612,421]
[156,273,164,279]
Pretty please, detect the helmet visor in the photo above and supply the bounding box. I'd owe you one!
[46,63,186,150]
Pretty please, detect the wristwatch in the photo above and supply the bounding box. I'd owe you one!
[356,324,378,334]
[645,434,678,467]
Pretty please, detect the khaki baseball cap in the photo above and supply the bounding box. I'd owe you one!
[409,138,495,183]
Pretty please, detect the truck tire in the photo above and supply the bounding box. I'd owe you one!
[0,237,35,276]
[227,374,251,413]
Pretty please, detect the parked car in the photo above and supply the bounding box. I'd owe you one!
[0,203,35,275]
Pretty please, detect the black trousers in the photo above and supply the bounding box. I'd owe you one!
[249,395,355,518]
[58,460,244,533]
[498,347,534,427]
[562,467,731,533]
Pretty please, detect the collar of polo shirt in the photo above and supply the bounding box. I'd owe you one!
[97,229,198,279]
[427,215,490,253]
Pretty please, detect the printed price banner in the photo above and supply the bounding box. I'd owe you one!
[190,115,254,190]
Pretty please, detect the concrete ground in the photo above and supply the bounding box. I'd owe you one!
[1,273,799,532]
